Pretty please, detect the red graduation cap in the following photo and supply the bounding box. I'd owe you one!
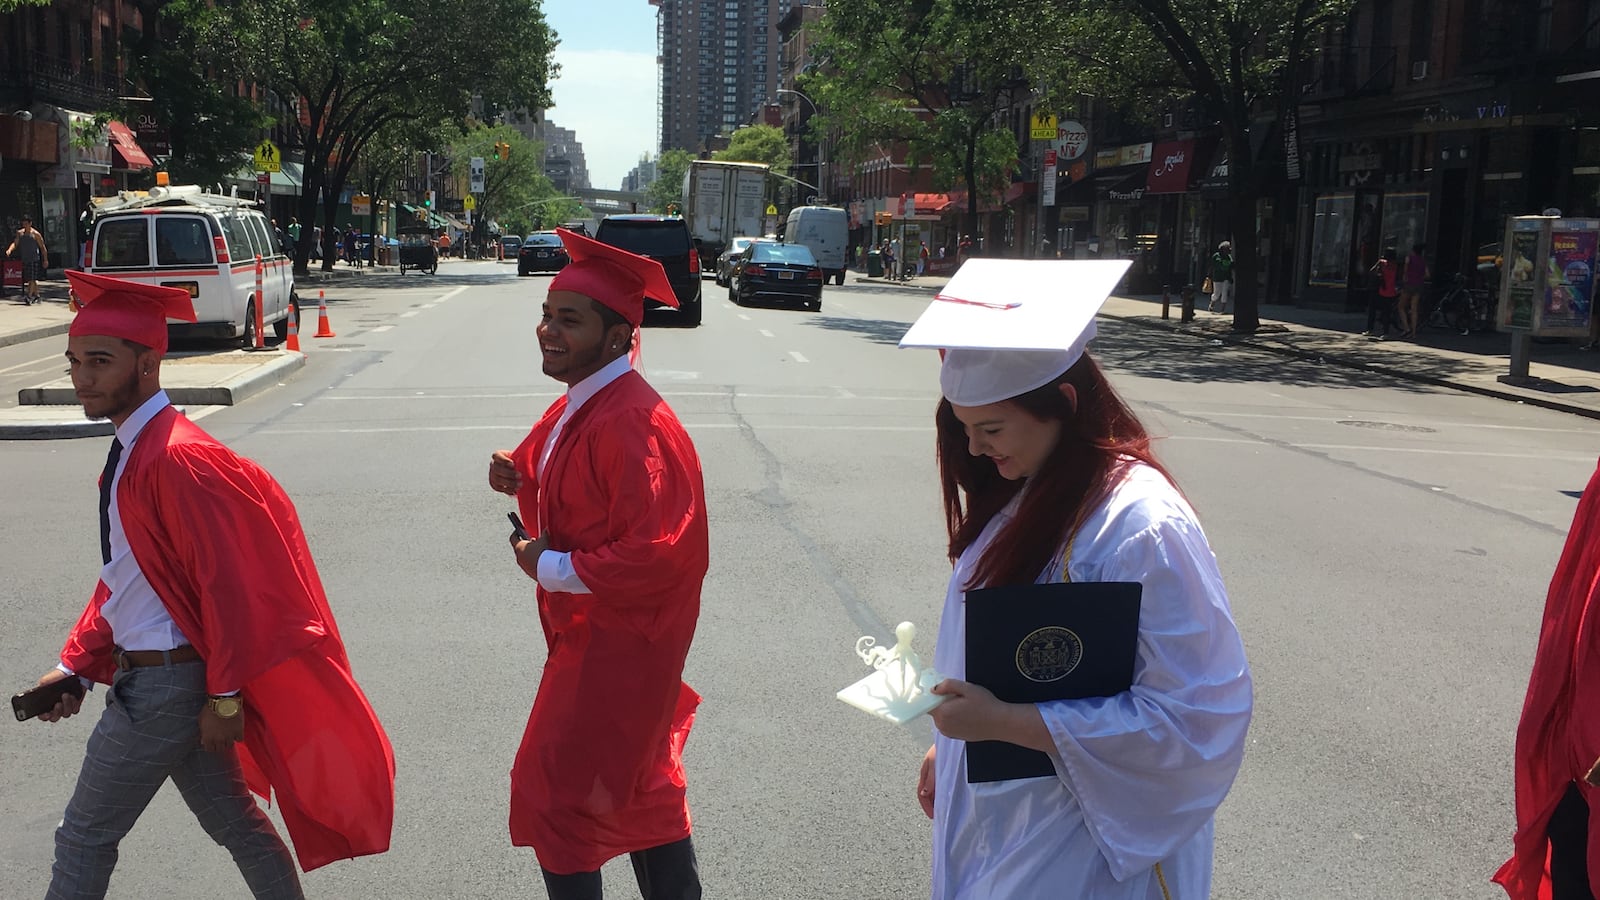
[547,228,678,327]
[67,270,197,357]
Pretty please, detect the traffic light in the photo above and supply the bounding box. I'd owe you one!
[424,190,436,208]
[493,141,511,161]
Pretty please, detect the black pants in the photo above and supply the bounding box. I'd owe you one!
[540,837,701,900]
[1365,292,1397,334]
[1550,782,1595,900]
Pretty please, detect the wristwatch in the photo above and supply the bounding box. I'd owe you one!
[208,696,244,719]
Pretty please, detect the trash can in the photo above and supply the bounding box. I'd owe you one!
[867,250,883,278]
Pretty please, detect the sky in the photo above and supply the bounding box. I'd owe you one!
[544,0,659,191]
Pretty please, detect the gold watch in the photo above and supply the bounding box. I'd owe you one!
[208,696,244,719]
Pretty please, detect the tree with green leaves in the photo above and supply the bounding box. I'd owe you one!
[808,0,1047,243]
[448,125,555,240]
[645,149,696,214]
[1044,0,1352,331]
[712,125,791,174]
[204,0,557,273]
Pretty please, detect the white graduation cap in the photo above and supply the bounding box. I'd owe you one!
[898,258,1132,406]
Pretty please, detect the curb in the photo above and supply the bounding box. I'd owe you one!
[19,351,305,408]
[3,352,306,440]
[0,319,71,349]
[1101,311,1600,422]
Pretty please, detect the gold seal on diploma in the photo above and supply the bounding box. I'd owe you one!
[1015,626,1083,683]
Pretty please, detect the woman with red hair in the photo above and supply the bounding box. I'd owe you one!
[900,260,1253,899]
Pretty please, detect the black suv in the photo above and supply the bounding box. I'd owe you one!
[593,215,702,326]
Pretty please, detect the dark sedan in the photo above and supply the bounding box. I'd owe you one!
[517,232,569,275]
[729,241,823,311]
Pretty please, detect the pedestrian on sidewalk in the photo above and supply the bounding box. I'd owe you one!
[489,229,708,900]
[1207,241,1234,313]
[6,214,48,304]
[1398,243,1429,339]
[1494,456,1600,900]
[899,260,1252,900]
[1365,247,1401,340]
[33,271,395,899]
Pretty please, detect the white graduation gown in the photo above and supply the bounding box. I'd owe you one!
[930,463,1253,900]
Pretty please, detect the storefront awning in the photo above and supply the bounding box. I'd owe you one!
[913,193,954,215]
[107,121,154,170]
[1145,140,1196,194]
[231,161,304,197]
[1099,169,1150,203]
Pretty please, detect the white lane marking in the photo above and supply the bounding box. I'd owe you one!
[759,329,774,338]
[321,389,922,401]
[789,351,809,363]
[370,325,394,333]
[1165,433,1598,461]
[436,286,469,303]
[0,352,62,376]
[419,303,436,309]
[1177,410,1600,435]
[738,314,751,321]
[260,422,933,435]
[399,310,421,318]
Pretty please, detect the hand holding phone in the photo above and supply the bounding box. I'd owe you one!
[13,676,86,723]
[508,511,531,542]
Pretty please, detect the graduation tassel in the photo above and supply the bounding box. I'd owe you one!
[629,325,643,374]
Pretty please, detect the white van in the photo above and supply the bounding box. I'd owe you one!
[86,184,297,346]
[785,205,849,285]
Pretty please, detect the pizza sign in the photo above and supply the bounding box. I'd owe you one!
[1053,121,1089,162]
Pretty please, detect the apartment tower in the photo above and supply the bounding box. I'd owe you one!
[652,0,791,155]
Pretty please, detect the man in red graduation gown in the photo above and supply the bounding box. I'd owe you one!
[34,271,394,899]
[489,229,709,900]
[1496,458,1600,899]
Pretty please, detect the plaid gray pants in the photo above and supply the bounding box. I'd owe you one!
[47,660,303,900]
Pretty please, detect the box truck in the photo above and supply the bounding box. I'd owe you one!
[785,205,849,285]
[683,160,770,270]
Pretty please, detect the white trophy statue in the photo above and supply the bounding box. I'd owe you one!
[836,621,947,725]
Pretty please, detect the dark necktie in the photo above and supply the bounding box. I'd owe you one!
[99,438,123,565]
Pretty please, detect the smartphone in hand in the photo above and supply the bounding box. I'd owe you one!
[508,512,531,542]
[12,677,86,722]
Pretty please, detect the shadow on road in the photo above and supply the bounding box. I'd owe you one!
[809,315,912,347]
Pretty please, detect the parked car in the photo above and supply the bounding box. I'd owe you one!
[729,241,823,311]
[592,215,703,326]
[714,236,758,287]
[499,234,523,259]
[518,231,570,275]
[85,182,297,347]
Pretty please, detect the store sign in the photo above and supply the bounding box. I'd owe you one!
[131,110,170,157]
[352,194,371,215]
[1108,184,1146,202]
[1052,120,1089,161]
[1145,140,1195,194]
[1284,107,1302,181]
[1094,148,1119,169]
[1117,142,1152,167]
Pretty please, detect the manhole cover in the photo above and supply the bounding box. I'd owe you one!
[1336,420,1437,433]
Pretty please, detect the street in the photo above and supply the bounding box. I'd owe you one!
[2,258,1598,899]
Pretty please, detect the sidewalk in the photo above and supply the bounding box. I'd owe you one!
[848,269,1600,420]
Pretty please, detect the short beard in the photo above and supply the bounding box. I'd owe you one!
[84,369,144,421]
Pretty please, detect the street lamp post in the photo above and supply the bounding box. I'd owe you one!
[776,88,825,203]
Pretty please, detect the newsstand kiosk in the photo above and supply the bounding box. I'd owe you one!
[1497,215,1599,384]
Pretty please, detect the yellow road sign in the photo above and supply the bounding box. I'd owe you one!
[463,194,477,211]
[253,140,282,173]
[1029,113,1058,142]
[765,204,778,216]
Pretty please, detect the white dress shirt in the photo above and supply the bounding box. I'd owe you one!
[533,353,633,594]
[99,390,191,652]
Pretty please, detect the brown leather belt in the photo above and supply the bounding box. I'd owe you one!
[113,645,202,672]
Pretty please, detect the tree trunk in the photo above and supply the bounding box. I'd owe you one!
[1226,135,1261,332]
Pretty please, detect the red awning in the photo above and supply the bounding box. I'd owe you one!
[107,121,154,170]
[913,193,954,215]
[1145,140,1196,194]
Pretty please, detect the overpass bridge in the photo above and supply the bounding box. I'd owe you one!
[570,186,649,213]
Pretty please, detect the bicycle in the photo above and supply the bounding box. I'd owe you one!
[1424,274,1493,335]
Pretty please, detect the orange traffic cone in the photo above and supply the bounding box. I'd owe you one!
[285,305,301,352]
[313,289,337,338]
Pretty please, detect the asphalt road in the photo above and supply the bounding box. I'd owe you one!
[1,257,1597,899]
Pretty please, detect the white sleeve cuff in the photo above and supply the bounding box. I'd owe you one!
[536,550,593,594]
[57,662,93,691]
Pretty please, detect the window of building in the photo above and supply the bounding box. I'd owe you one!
[1308,192,1356,287]
[1409,0,1433,68]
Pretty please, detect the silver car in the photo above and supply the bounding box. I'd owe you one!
[715,236,759,287]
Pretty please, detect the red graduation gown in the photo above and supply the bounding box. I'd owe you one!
[59,406,395,872]
[508,370,708,874]
[1495,458,1600,899]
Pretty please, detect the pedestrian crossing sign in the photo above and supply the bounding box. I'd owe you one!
[253,140,281,173]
